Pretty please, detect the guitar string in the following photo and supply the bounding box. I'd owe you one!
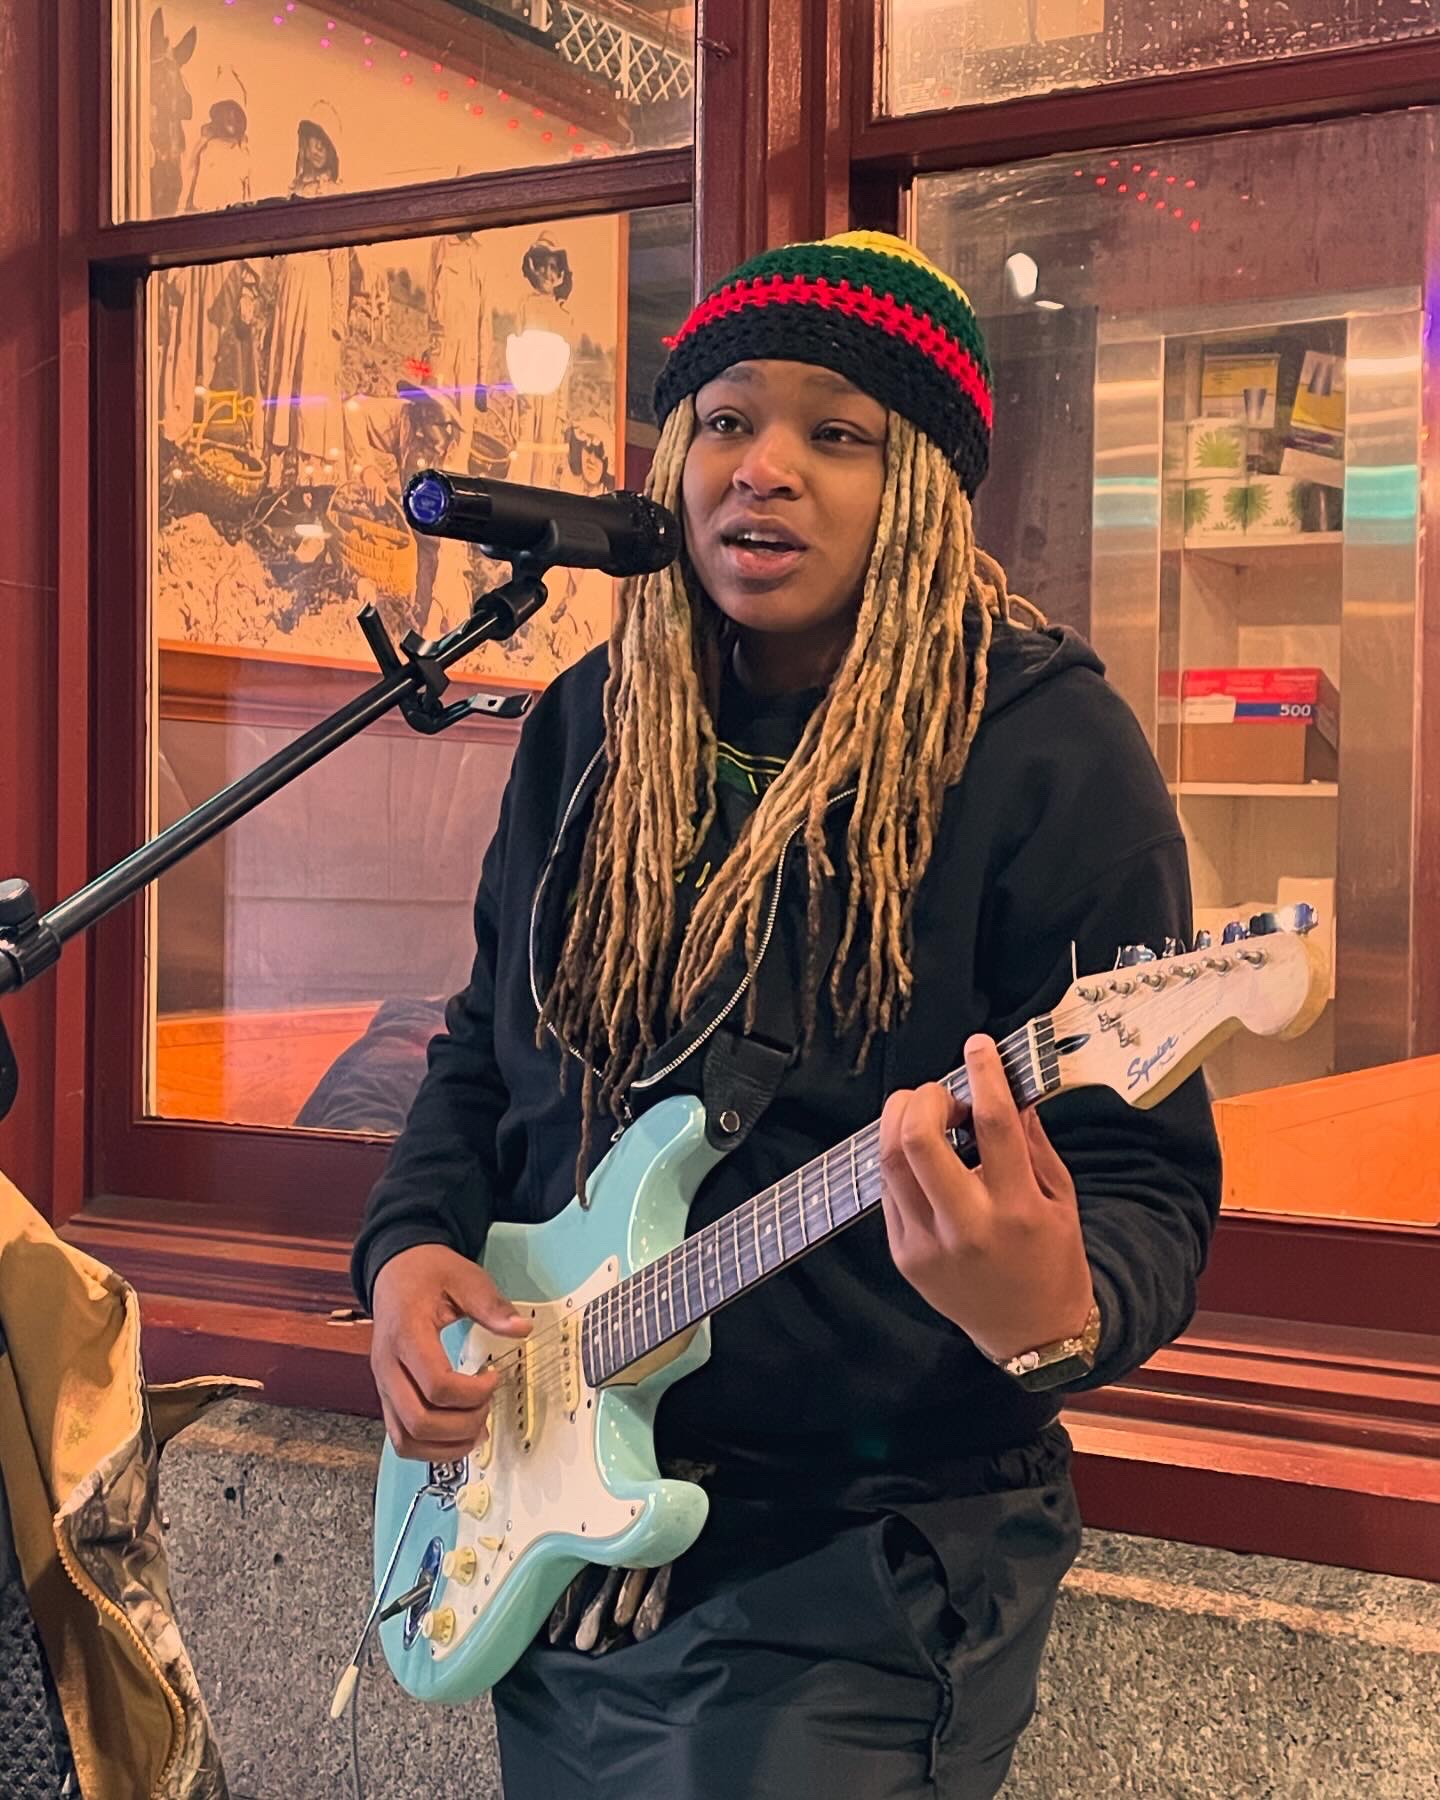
[443,944,1281,1401]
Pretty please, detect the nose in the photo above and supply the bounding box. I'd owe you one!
[731,424,803,501]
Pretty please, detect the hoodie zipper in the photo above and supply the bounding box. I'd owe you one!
[529,761,858,1114]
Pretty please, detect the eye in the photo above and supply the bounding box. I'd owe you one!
[702,409,747,436]
[815,422,871,446]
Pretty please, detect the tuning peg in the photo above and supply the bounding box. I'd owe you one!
[1249,911,1281,936]
[1117,944,1158,966]
[1162,937,1184,958]
[1221,920,1249,944]
[1192,929,1213,951]
[1284,902,1319,935]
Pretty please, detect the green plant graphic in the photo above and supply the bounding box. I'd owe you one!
[1193,428,1242,471]
[1287,483,1307,529]
[1225,483,1270,529]
[1184,486,1211,530]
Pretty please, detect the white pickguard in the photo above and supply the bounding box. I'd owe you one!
[426,1257,636,1662]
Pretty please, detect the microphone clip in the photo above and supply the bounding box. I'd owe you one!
[357,556,550,735]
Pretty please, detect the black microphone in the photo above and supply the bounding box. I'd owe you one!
[402,470,680,577]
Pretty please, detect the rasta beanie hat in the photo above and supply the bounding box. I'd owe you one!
[653,230,993,498]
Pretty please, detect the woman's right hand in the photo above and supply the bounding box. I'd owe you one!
[369,1244,532,1463]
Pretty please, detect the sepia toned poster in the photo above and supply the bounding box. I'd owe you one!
[149,213,626,690]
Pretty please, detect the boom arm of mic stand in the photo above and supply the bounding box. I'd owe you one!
[0,567,548,1124]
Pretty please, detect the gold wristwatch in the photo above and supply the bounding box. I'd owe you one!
[988,1299,1103,1392]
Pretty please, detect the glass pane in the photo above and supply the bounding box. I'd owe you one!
[915,114,1430,1224]
[884,0,1440,115]
[115,0,693,221]
[145,203,692,1130]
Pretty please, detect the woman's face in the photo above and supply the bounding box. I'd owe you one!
[303,129,329,172]
[532,252,563,294]
[580,444,604,488]
[681,359,887,692]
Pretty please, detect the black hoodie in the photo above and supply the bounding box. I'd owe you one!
[353,621,1221,1490]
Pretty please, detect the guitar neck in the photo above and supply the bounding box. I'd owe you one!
[581,1013,1059,1387]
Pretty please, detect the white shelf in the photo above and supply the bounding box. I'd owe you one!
[1185,533,1343,571]
[1171,781,1339,798]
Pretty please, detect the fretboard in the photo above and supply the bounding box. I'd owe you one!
[581,1012,1059,1387]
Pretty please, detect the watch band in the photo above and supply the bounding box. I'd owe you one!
[991,1298,1103,1392]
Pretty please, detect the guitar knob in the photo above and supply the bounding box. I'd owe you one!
[1221,920,1249,944]
[420,1606,456,1645]
[442,1547,478,1585]
[1249,911,1281,936]
[1162,937,1184,958]
[1285,902,1319,935]
[1118,944,1157,966]
[1192,929,1213,951]
[457,1481,491,1520]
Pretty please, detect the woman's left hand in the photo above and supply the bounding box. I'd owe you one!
[878,1035,1095,1362]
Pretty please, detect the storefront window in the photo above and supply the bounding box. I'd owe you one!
[883,0,1440,116]
[114,0,694,221]
[916,112,1431,1221]
[144,202,692,1131]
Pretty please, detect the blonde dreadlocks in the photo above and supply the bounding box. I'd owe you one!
[538,398,1034,1176]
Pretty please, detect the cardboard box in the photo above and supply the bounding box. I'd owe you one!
[1179,667,1339,784]
[1183,477,1245,539]
[1180,721,1337,784]
[1185,419,1246,478]
[1243,473,1308,539]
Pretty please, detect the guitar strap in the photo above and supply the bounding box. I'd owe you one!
[698,871,843,1151]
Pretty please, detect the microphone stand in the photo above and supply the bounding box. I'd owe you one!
[0,555,556,1123]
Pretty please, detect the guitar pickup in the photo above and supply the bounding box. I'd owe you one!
[513,1340,536,1449]
[560,1315,581,1413]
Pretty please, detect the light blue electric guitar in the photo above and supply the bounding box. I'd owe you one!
[343,911,1325,1711]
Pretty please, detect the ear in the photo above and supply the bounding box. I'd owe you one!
[175,25,198,64]
[150,8,167,55]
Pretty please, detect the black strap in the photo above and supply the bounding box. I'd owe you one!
[699,874,844,1151]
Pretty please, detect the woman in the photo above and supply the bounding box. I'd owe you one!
[264,107,348,484]
[511,231,575,486]
[355,232,1220,1797]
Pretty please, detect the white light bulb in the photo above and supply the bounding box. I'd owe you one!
[505,329,571,397]
[1005,252,1039,300]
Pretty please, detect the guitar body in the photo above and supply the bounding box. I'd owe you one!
[365,913,1330,1708]
[373,1094,723,1703]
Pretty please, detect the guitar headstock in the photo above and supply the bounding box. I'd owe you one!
[1045,905,1330,1110]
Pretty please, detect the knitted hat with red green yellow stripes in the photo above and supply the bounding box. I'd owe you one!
[653,230,993,498]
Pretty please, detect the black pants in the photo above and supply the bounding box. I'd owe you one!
[493,1460,1080,1800]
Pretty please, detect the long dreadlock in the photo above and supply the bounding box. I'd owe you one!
[538,398,1037,1184]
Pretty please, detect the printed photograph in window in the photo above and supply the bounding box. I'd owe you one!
[149,213,625,689]
[118,0,694,220]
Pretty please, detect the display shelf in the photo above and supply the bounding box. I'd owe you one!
[1172,782,1339,798]
[1185,533,1344,572]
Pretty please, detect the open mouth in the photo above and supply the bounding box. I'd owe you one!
[719,522,808,580]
